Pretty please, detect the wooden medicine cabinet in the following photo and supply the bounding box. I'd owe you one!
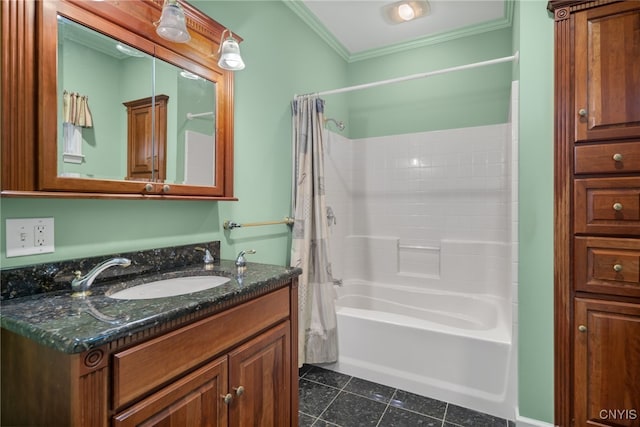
[1,0,237,200]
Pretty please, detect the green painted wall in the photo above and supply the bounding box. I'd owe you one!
[516,1,555,423]
[345,28,514,139]
[0,1,556,424]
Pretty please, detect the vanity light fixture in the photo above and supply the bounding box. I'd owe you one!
[217,29,245,71]
[156,0,191,43]
[385,0,429,24]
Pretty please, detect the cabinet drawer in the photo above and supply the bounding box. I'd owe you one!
[575,141,640,174]
[574,177,640,235]
[575,237,640,297]
[113,287,290,410]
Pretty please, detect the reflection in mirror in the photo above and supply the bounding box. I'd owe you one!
[156,58,216,186]
[57,16,153,181]
[57,17,217,186]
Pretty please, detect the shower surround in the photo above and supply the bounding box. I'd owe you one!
[322,111,518,420]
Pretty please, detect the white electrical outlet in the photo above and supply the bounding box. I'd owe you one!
[6,218,55,257]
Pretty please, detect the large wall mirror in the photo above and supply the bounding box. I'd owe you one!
[0,0,236,199]
[58,17,217,186]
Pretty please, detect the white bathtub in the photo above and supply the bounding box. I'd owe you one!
[325,279,515,420]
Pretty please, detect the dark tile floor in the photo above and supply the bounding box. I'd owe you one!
[299,365,515,427]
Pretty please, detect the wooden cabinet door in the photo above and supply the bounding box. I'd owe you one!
[124,95,168,182]
[228,322,291,427]
[113,356,228,427]
[574,298,640,427]
[574,2,640,142]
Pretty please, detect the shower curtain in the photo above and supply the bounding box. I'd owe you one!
[290,96,338,365]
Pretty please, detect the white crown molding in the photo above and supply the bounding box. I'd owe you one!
[283,0,514,63]
[281,0,351,61]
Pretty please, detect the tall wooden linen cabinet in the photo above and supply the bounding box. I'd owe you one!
[548,1,640,426]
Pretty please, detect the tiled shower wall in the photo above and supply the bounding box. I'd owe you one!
[324,122,514,291]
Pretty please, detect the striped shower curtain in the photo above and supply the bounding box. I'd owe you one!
[290,95,338,365]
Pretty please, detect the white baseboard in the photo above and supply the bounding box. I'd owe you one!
[515,408,555,427]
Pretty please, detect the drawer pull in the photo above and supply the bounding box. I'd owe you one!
[222,393,233,405]
[578,325,587,333]
[613,264,623,272]
[162,184,171,193]
[233,386,245,397]
[578,108,587,117]
[612,153,623,162]
[613,202,623,211]
[144,183,154,192]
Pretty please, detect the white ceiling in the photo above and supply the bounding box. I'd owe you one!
[296,0,508,60]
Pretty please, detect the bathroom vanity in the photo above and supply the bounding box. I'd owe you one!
[1,245,301,427]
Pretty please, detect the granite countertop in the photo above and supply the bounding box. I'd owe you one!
[1,260,301,354]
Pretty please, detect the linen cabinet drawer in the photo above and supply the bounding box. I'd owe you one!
[112,287,290,410]
[574,177,640,235]
[574,237,640,298]
[574,141,640,174]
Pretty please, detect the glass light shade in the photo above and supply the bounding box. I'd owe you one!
[156,1,191,43]
[218,37,245,71]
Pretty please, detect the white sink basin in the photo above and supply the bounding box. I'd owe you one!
[108,275,231,300]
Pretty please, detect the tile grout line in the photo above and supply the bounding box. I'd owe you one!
[313,375,354,426]
[441,403,449,427]
[374,387,398,427]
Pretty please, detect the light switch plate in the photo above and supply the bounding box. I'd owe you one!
[6,218,55,257]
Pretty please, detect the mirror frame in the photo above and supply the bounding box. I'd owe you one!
[2,0,236,200]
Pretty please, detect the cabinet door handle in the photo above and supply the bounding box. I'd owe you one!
[612,153,623,162]
[578,325,587,332]
[222,393,233,405]
[233,386,245,397]
[613,263,623,272]
[613,202,623,211]
[578,108,587,117]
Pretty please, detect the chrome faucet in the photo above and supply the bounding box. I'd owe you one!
[195,247,215,269]
[235,249,256,274]
[72,257,131,297]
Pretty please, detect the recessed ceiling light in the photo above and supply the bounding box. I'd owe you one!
[384,0,430,24]
[397,3,416,21]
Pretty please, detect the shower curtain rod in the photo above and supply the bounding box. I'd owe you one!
[297,52,519,98]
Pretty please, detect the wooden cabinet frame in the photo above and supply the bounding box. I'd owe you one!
[549,1,640,425]
[1,0,237,200]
